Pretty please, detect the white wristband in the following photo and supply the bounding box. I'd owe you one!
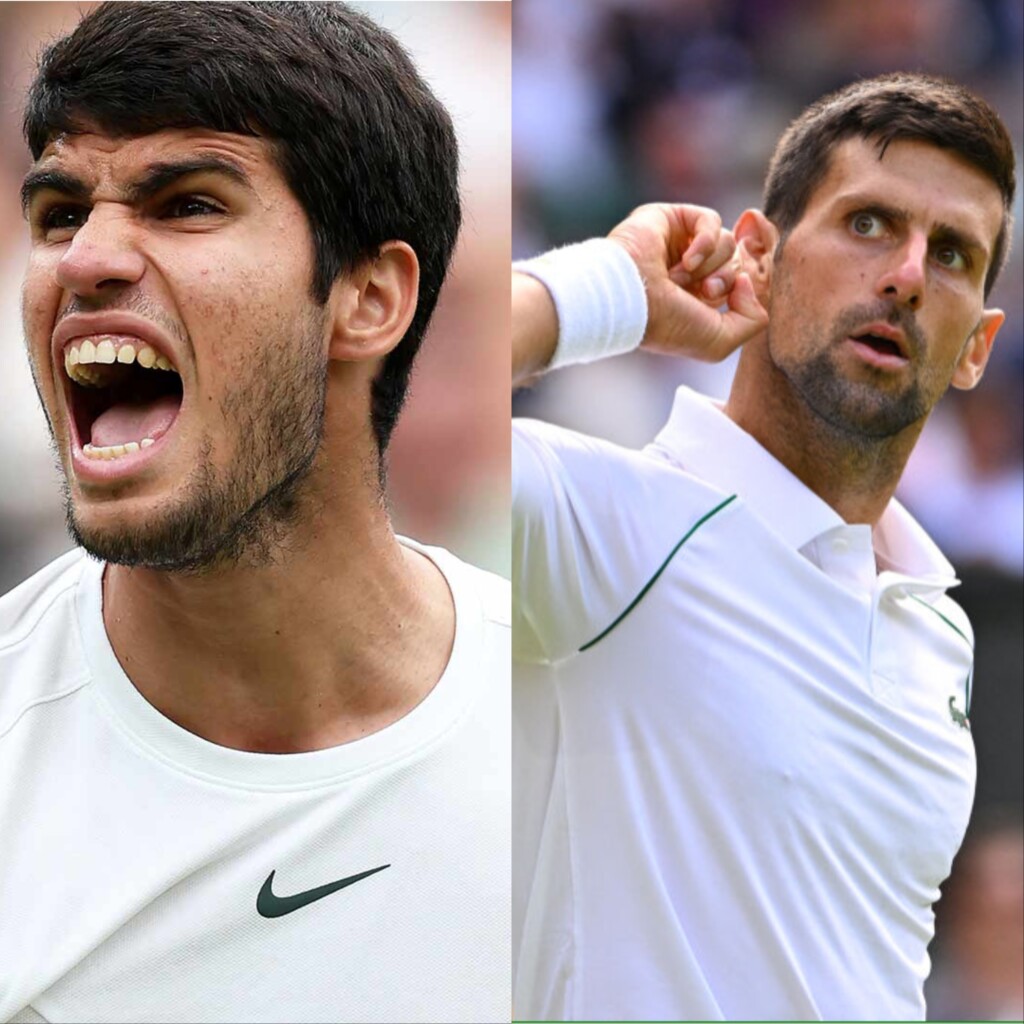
[514,239,648,370]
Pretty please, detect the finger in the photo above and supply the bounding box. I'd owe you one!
[611,203,699,279]
[701,240,751,301]
[671,222,734,293]
[730,271,767,320]
[669,261,737,305]
[708,272,769,358]
[701,266,736,303]
[667,265,694,290]
[677,206,723,272]
[690,229,735,281]
[667,265,734,303]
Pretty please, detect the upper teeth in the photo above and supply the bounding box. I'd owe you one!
[64,336,176,387]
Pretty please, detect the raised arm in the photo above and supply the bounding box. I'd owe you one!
[511,272,559,386]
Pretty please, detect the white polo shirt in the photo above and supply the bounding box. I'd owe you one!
[512,386,976,1021]
[0,540,510,1024]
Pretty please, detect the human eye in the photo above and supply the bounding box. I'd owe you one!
[849,211,886,238]
[35,203,89,238]
[159,194,225,219]
[933,244,968,272]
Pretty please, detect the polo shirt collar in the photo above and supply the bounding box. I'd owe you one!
[648,386,957,591]
[873,496,958,585]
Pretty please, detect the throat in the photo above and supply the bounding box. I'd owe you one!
[725,357,916,525]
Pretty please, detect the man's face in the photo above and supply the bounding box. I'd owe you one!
[21,128,331,572]
[765,137,1004,440]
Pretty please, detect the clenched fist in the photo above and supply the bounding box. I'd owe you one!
[608,203,768,362]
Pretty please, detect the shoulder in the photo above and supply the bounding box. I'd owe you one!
[0,549,95,738]
[511,419,734,663]
[514,416,670,483]
[0,548,87,643]
[401,540,509,729]
[512,415,733,568]
[443,549,511,634]
[513,416,721,522]
[401,537,510,634]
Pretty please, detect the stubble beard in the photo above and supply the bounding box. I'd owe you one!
[767,269,934,445]
[773,337,929,442]
[63,311,330,575]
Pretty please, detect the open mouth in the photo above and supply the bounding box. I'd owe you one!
[63,335,183,460]
[851,332,904,358]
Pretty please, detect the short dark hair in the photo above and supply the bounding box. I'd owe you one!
[23,1,461,457]
[763,73,1015,297]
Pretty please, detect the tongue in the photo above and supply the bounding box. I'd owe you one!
[90,394,180,447]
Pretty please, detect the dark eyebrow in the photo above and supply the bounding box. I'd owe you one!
[20,169,90,214]
[932,221,987,260]
[848,200,913,226]
[21,155,254,216]
[840,195,990,263]
[124,156,254,203]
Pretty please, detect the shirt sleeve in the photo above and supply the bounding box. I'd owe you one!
[512,418,716,665]
[512,419,595,664]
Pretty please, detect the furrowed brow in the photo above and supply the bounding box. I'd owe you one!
[20,169,90,215]
[125,156,255,203]
[20,156,255,216]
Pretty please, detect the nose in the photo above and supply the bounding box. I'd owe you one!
[876,231,927,310]
[55,204,146,298]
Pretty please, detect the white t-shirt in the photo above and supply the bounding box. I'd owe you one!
[0,541,510,1024]
[512,386,976,1022]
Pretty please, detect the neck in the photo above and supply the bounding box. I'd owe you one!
[101,425,455,754]
[725,341,923,525]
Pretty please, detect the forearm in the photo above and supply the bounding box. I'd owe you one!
[511,239,651,390]
[512,271,558,388]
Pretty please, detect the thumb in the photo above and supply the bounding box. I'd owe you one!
[710,273,769,359]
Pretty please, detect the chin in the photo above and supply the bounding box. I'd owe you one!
[778,348,929,440]
[813,382,930,440]
[65,491,225,573]
[66,465,312,574]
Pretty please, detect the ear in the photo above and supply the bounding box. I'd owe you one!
[952,308,1004,390]
[328,241,420,363]
[732,209,778,304]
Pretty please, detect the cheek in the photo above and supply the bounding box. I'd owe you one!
[774,246,856,337]
[926,286,983,347]
[22,253,58,335]
[21,256,63,388]
[931,320,980,373]
[181,250,316,381]
[767,264,806,336]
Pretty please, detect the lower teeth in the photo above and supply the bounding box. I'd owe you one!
[83,437,156,460]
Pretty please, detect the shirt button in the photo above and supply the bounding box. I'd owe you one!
[832,536,850,553]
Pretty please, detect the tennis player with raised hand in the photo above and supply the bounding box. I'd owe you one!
[512,73,1014,1020]
[0,4,509,1022]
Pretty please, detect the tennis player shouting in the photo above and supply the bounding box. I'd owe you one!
[512,73,1014,1021]
[0,4,508,1022]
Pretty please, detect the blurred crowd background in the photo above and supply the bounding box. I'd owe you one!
[0,1,511,587]
[513,0,1022,1018]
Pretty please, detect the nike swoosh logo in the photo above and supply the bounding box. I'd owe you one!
[257,864,390,918]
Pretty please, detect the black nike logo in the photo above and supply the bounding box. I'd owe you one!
[256,864,390,918]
